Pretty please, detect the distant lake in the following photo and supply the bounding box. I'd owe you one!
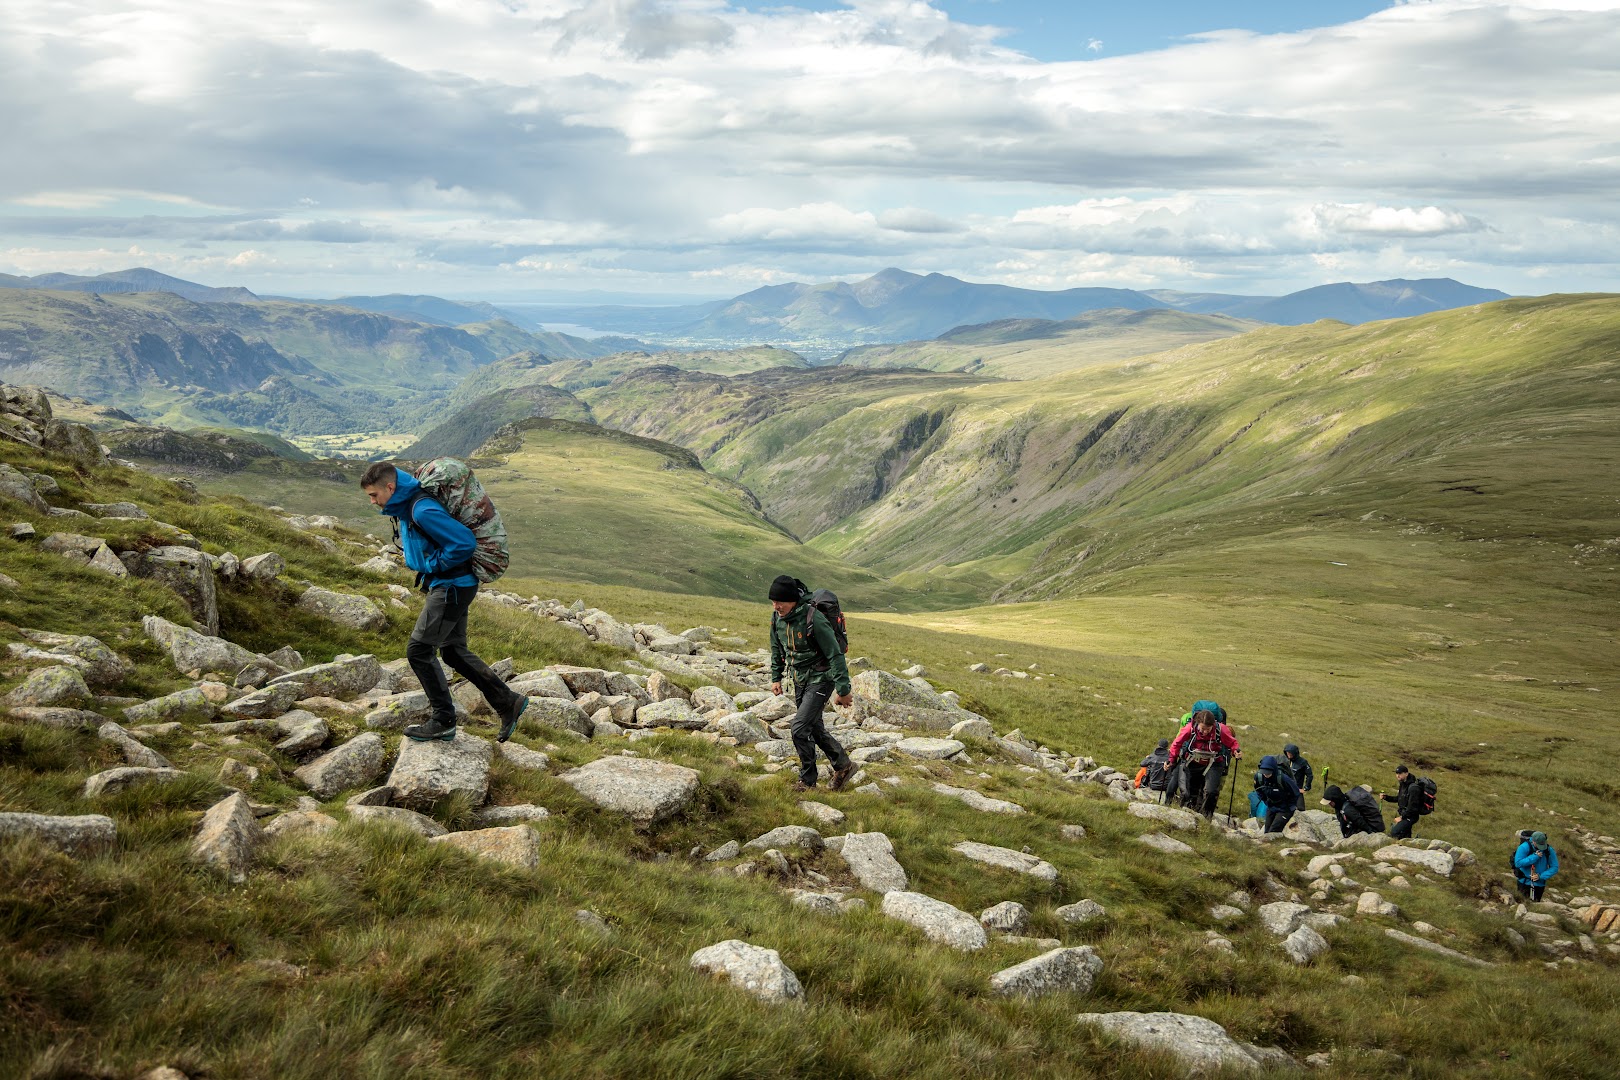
[534,322,617,338]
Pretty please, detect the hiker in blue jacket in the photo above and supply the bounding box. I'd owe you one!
[1513,831,1559,902]
[361,462,527,743]
[1252,755,1300,833]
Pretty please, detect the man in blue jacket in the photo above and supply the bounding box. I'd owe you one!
[1513,831,1559,902]
[1252,755,1300,833]
[361,462,527,742]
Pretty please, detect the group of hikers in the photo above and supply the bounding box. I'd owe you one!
[357,457,1562,907]
[1133,704,1440,839]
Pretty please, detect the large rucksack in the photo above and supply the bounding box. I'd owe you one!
[1416,776,1438,815]
[1509,829,1534,871]
[808,586,848,654]
[399,458,509,583]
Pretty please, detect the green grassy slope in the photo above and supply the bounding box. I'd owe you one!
[3,432,1619,1078]
[839,308,1258,379]
[400,384,594,460]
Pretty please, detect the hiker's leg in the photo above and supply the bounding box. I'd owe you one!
[408,586,459,724]
[791,681,834,786]
[1201,760,1228,817]
[807,689,851,772]
[436,584,519,716]
[1265,808,1293,833]
[1531,883,1545,902]
[1389,816,1413,840]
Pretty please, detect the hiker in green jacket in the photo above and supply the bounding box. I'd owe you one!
[768,575,856,793]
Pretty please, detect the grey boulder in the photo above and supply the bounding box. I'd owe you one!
[558,756,700,824]
[0,811,117,856]
[293,733,386,799]
[1075,1011,1297,1074]
[386,731,494,810]
[689,940,803,1004]
[881,891,987,951]
[990,946,1104,998]
[296,586,386,632]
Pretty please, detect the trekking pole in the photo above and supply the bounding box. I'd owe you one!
[1226,758,1238,823]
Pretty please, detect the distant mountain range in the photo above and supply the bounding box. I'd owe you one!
[0,267,259,304]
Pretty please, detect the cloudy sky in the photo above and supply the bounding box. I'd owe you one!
[4,0,1618,300]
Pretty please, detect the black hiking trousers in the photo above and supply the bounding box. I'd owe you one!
[1264,807,1295,833]
[1390,815,1418,840]
[408,583,519,726]
[1179,759,1228,818]
[791,678,851,787]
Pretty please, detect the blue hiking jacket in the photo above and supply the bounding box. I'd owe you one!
[1513,842,1558,887]
[380,471,478,589]
[1253,755,1300,813]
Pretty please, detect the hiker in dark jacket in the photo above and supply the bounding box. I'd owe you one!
[1167,705,1241,818]
[1282,744,1312,809]
[1380,765,1423,839]
[1513,831,1559,902]
[1137,739,1172,792]
[1323,784,1385,836]
[362,462,527,743]
[768,575,856,793]
[1253,755,1300,833]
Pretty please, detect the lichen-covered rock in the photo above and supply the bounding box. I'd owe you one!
[981,901,1031,934]
[293,733,386,799]
[42,418,108,467]
[98,722,172,769]
[841,832,909,893]
[240,552,285,582]
[346,804,447,837]
[268,655,383,700]
[745,825,824,853]
[218,682,302,720]
[142,615,262,678]
[272,711,330,756]
[428,824,542,868]
[689,940,803,1003]
[4,665,92,709]
[387,731,493,810]
[5,707,106,729]
[521,696,593,737]
[263,810,339,837]
[1056,899,1107,925]
[1128,802,1202,831]
[82,766,188,798]
[190,792,263,883]
[0,811,117,856]
[1375,845,1456,877]
[296,586,386,632]
[634,698,705,730]
[1075,1011,1298,1074]
[881,891,986,950]
[952,841,1058,881]
[134,546,219,636]
[12,630,132,686]
[558,756,700,824]
[989,946,1104,998]
[0,462,49,512]
[123,686,216,725]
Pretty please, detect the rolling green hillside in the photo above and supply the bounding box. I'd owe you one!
[401,384,594,460]
[838,308,1257,379]
[467,418,899,601]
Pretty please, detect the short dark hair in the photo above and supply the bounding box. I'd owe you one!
[360,462,398,489]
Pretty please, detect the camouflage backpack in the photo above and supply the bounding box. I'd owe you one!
[402,458,510,583]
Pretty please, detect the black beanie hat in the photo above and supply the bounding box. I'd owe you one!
[769,575,800,602]
[1323,784,1344,802]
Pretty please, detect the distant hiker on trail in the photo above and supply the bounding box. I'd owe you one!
[1167,702,1241,819]
[768,575,856,793]
[1513,831,1559,902]
[1136,738,1172,792]
[1323,784,1385,837]
[1380,765,1425,839]
[1252,755,1300,833]
[361,462,528,743]
[1282,744,1312,810]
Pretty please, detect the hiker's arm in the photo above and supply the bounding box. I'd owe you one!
[1544,851,1559,879]
[811,611,852,696]
[1166,726,1189,764]
[768,617,785,688]
[411,501,476,572]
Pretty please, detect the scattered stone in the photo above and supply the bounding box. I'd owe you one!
[497,741,550,770]
[894,736,965,760]
[1137,832,1195,855]
[1060,823,1088,841]
[347,804,447,836]
[263,810,339,837]
[882,891,987,950]
[717,713,771,744]
[295,586,386,631]
[1356,891,1401,918]
[474,804,550,826]
[635,698,706,729]
[123,686,216,725]
[798,800,846,827]
[6,706,106,729]
[1282,925,1330,964]
[790,891,843,915]
[132,546,220,635]
[840,831,908,893]
[1128,802,1201,831]
[521,696,593,738]
[691,685,735,713]
[689,940,803,1003]
[82,766,187,798]
[705,840,742,861]
[190,792,263,883]
[1375,845,1456,877]
[4,665,92,709]
[1385,928,1494,966]
[268,655,384,700]
[387,731,493,810]
[746,825,824,853]
[293,733,386,799]
[950,717,993,739]
[558,756,700,824]
[428,824,542,868]
[1056,899,1107,925]
[12,630,133,686]
[0,811,117,856]
[990,945,1104,998]
[932,782,1025,814]
[981,901,1032,934]
[1258,901,1313,937]
[952,840,1057,881]
[273,711,330,756]
[1076,1011,1298,1074]
[98,721,171,769]
[142,615,263,679]
[219,682,303,720]
[1210,904,1247,923]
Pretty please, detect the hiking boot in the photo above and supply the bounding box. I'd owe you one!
[829,761,857,791]
[789,780,813,793]
[404,717,457,742]
[498,694,530,743]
